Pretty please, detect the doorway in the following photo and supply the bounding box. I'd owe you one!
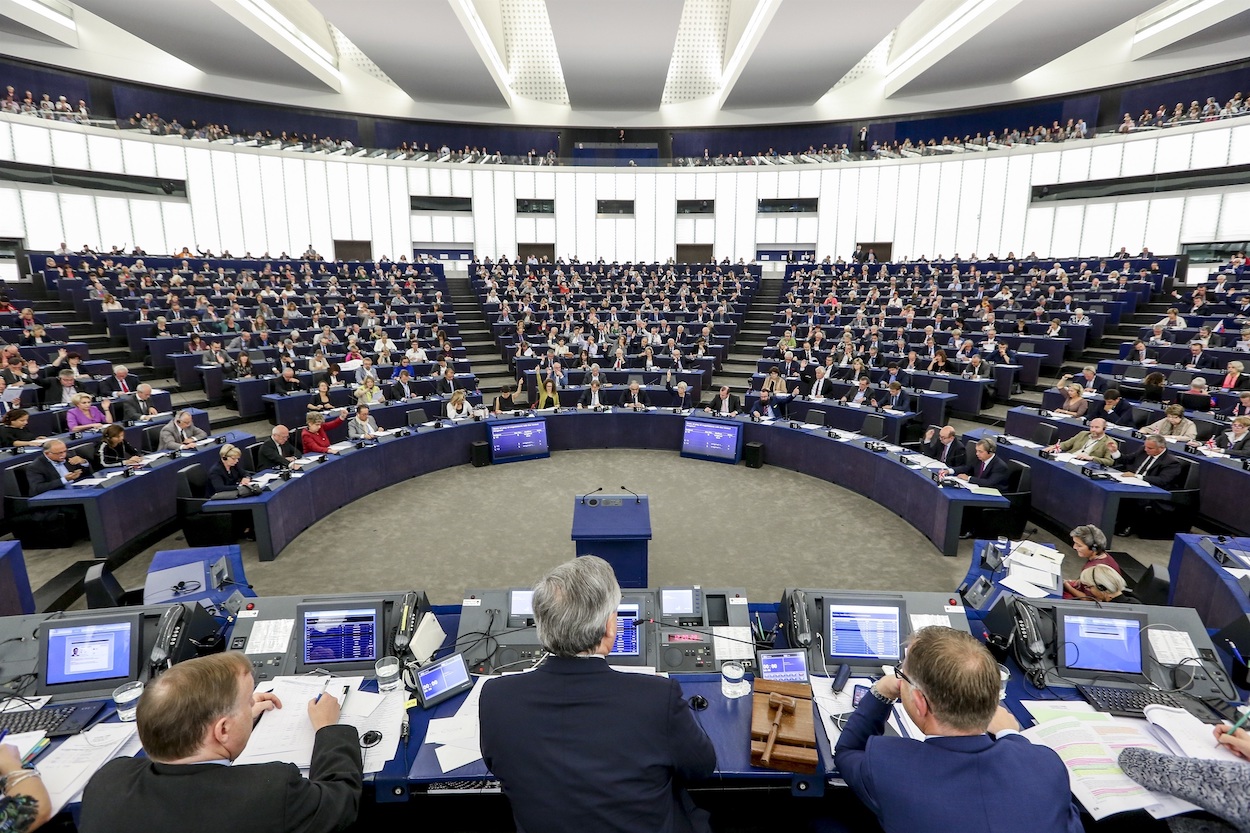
[333,240,373,261]
[676,244,714,264]
[517,243,555,264]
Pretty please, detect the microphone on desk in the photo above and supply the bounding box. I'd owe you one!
[579,486,603,505]
[632,618,761,648]
[620,486,641,504]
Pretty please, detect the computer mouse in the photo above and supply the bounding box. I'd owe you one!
[689,695,708,711]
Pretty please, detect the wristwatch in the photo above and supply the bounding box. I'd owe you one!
[869,682,897,704]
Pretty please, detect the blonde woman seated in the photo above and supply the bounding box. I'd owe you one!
[1069,564,1138,604]
[446,388,475,421]
[354,377,385,405]
[66,392,109,432]
[1053,383,1088,418]
[1142,403,1197,441]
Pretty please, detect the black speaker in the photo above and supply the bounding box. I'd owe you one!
[744,441,764,468]
[470,440,490,467]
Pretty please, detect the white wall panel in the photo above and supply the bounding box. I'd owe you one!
[258,156,289,256]
[121,140,156,177]
[875,165,899,248]
[554,172,576,257]
[955,158,983,256]
[127,199,162,257]
[95,196,133,251]
[1181,193,1221,242]
[514,170,535,200]
[775,215,798,245]
[283,158,311,256]
[777,171,799,203]
[713,174,736,258]
[324,161,350,242]
[407,166,429,196]
[835,167,861,258]
[999,155,1032,256]
[694,218,715,245]
[755,217,777,243]
[1230,125,1250,166]
[635,173,657,262]
[153,144,186,180]
[1110,200,1148,250]
[160,202,193,256]
[1079,203,1115,258]
[756,170,778,201]
[615,173,635,201]
[535,217,556,245]
[1121,138,1157,177]
[1192,129,1230,169]
[892,166,918,259]
[1217,190,1250,240]
[1057,147,1091,184]
[304,161,333,259]
[431,215,453,242]
[732,174,755,262]
[345,163,370,242]
[1050,205,1084,257]
[688,171,711,202]
[911,165,939,258]
[815,169,838,257]
[492,170,517,258]
[50,131,88,170]
[596,220,617,262]
[516,216,537,243]
[369,164,394,258]
[855,167,879,243]
[536,171,556,200]
[0,122,13,161]
[596,172,615,201]
[1089,143,1123,179]
[617,216,635,262]
[184,148,219,252]
[59,193,99,250]
[1155,133,1194,174]
[1029,150,1060,185]
[20,191,61,249]
[11,123,50,165]
[211,152,244,254]
[799,169,821,198]
[653,174,675,260]
[575,173,596,259]
[0,189,23,237]
[85,135,123,174]
[977,157,1008,256]
[452,216,474,243]
[450,168,471,197]
[675,173,696,201]
[389,167,410,259]
[1022,206,1054,258]
[796,216,818,243]
[427,166,450,196]
[411,215,433,243]
[934,161,961,255]
[1144,197,1184,255]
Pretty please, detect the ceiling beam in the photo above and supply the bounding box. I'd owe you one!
[448,0,513,107]
[714,0,782,109]
[209,0,342,92]
[1130,0,1250,59]
[883,0,1020,98]
[0,0,77,47]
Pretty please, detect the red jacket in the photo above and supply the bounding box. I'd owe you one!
[300,417,342,454]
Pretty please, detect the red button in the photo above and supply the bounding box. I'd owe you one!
[246,603,255,610]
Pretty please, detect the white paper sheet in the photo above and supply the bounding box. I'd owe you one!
[243,618,294,654]
[998,574,1053,599]
[1147,630,1201,667]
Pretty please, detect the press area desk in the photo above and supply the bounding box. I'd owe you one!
[204,411,1007,562]
[963,427,1171,550]
[28,430,254,560]
[742,393,917,445]
[1002,406,1249,537]
[1167,534,1250,643]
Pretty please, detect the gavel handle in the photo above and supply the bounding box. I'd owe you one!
[760,716,783,765]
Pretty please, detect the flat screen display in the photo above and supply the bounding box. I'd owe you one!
[301,606,379,666]
[611,603,640,657]
[415,653,474,708]
[826,602,904,663]
[757,649,810,683]
[45,621,134,686]
[509,590,535,617]
[1060,613,1145,676]
[661,588,695,615]
[680,418,743,464]
[489,419,550,463]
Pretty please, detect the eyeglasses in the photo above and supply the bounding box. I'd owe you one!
[893,663,919,690]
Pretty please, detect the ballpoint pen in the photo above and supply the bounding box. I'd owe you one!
[1227,639,1246,666]
[0,729,8,745]
[314,678,332,703]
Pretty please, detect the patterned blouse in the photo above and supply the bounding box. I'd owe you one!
[0,794,39,833]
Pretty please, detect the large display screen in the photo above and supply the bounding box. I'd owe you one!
[680,418,743,464]
[301,606,380,666]
[826,602,904,663]
[37,611,144,696]
[489,419,550,464]
[1059,612,1145,676]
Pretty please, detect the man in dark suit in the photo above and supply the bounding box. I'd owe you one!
[1115,435,1185,536]
[480,556,716,833]
[99,364,137,397]
[257,424,299,470]
[942,438,1010,489]
[750,389,782,420]
[703,385,740,416]
[389,369,417,400]
[435,368,458,396]
[1185,342,1220,371]
[118,384,160,421]
[1061,366,1107,394]
[1087,389,1134,427]
[872,382,910,411]
[798,367,835,399]
[26,439,92,495]
[79,652,362,833]
[835,627,1082,833]
[922,426,965,468]
[578,379,608,409]
[272,368,303,395]
[621,381,649,410]
[40,368,83,406]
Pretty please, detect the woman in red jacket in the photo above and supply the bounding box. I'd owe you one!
[300,408,347,455]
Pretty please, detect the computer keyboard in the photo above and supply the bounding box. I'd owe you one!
[1076,684,1220,722]
[0,702,103,737]
[425,780,501,794]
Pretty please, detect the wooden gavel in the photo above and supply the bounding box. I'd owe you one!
[760,691,796,765]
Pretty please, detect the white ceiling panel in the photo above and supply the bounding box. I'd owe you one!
[545,0,684,109]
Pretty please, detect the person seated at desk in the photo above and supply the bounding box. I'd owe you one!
[79,652,361,833]
[66,392,109,433]
[1072,564,1138,604]
[704,385,740,416]
[1062,524,1121,600]
[759,365,788,394]
[40,368,84,407]
[621,381,649,410]
[273,368,303,395]
[927,349,952,375]
[922,425,965,467]
[1114,435,1185,537]
[939,437,1010,489]
[1210,415,1250,457]
[446,389,475,421]
[159,411,208,451]
[494,380,525,414]
[1180,377,1214,412]
[873,381,909,411]
[1186,342,1220,372]
[834,626,1082,833]
[206,442,254,505]
[479,556,716,833]
[1140,371,1167,404]
[257,425,299,470]
[578,379,608,410]
[961,353,993,379]
[1047,418,1120,466]
[324,363,349,388]
[750,389,782,420]
[1142,403,1197,441]
[94,423,143,468]
[347,404,379,439]
[0,409,45,448]
[301,409,347,455]
[1060,366,1106,395]
[99,364,137,396]
[1221,360,1248,391]
[306,350,329,374]
[666,378,694,411]
[1224,390,1250,418]
[0,739,52,832]
[840,376,873,405]
[1087,389,1134,427]
[26,439,92,494]
[353,357,378,386]
[533,377,559,410]
[353,377,385,406]
[1119,723,1250,832]
[306,380,336,413]
[797,366,835,399]
[435,367,459,396]
[227,352,256,380]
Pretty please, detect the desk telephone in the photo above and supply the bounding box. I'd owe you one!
[784,589,811,648]
[149,602,220,675]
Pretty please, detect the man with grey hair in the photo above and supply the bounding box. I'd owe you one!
[479,556,716,833]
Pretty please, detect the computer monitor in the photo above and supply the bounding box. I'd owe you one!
[488,418,550,464]
[610,602,641,658]
[295,599,387,674]
[507,589,536,627]
[680,417,743,464]
[823,597,908,666]
[37,611,144,696]
[414,653,474,709]
[1056,609,1147,679]
[660,587,696,616]
[757,649,810,683]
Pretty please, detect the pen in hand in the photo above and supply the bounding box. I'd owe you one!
[1220,710,1250,747]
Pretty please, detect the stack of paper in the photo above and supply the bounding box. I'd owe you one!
[38,722,139,815]
[423,676,490,773]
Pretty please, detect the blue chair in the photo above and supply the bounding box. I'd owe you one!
[0,542,35,615]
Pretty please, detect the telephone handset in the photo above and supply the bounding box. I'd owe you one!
[393,591,423,655]
[150,604,186,671]
[1010,598,1048,686]
[785,589,812,648]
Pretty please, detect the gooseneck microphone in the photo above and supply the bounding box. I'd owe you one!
[620,486,641,504]
[579,486,604,505]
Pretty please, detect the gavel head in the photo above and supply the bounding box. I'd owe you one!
[767,692,797,715]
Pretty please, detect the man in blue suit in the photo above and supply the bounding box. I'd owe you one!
[479,556,716,833]
[835,626,1083,833]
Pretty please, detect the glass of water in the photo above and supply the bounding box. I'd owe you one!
[113,680,144,721]
[375,656,402,693]
[720,661,751,699]
[997,663,1011,700]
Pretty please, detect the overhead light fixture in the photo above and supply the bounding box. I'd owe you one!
[9,0,76,31]
[1132,0,1222,44]
[449,0,511,86]
[233,0,341,79]
[885,0,1000,87]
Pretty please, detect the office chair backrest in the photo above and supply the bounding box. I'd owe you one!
[242,442,263,472]
[1019,342,1036,353]
[406,408,430,426]
[84,563,125,609]
[805,409,825,427]
[1007,460,1031,494]
[1131,406,1152,428]
[861,414,885,439]
[929,379,950,393]
[1030,424,1057,446]
[176,463,208,502]
[1125,365,1148,380]
[1134,564,1171,607]
[142,423,164,452]
[1178,393,1211,412]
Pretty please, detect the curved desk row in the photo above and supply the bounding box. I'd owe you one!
[204,411,1008,562]
[224,372,478,419]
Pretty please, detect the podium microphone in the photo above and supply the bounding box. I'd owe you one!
[620,486,641,504]
[579,486,603,505]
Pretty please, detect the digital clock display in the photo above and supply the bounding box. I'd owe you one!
[667,632,704,643]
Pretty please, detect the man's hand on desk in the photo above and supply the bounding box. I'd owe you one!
[988,706,1020,735]
[308,694,340,731]
[252,690,282,720]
